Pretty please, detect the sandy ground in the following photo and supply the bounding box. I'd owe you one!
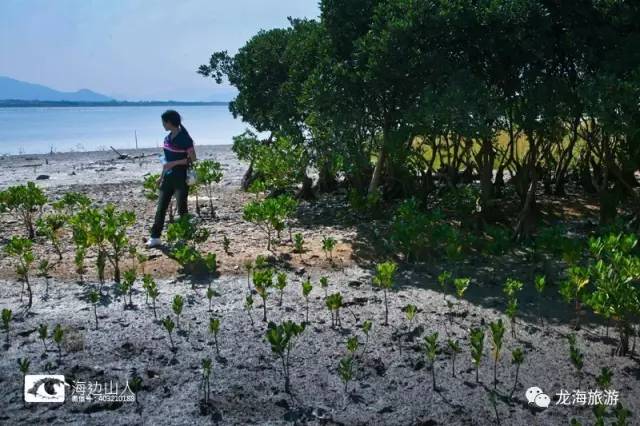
[0,145,639,426]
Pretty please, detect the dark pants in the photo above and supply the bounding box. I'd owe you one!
[150,172,188,238]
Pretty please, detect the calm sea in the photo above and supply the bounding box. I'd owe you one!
[0,104,250,155]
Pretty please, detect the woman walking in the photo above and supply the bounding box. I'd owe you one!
[146,110,196,248]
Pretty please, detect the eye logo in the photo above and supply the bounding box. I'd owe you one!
[24,375,68,403]
[526,386,550,409]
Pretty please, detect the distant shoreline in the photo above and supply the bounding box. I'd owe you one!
[0,100,230,108]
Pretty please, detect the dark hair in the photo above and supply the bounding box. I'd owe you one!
[162,110,193,142]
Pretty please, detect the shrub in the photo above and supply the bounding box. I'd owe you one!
[52,191,91,215]
[322,236,337,260]
[167,215,211,275]
[372,261,397,326]
[102,204,136,283]
[0,182,47,239]
[5,236,35,309]
[142,173,161,201]
[265,320,306,393]
[243,195,297,250]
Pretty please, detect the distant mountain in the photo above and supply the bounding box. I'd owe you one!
[0,76,114,102]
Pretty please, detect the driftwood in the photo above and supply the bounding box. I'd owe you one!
[110,146,156,161]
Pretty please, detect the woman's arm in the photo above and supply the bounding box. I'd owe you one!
[163,158,190,170]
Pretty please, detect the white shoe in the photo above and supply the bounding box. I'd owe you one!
[146,237,162,248]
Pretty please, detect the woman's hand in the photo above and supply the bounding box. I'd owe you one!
[163,161,174,171]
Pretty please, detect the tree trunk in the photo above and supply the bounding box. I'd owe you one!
[241,162,255,191]
[368,126,389,196]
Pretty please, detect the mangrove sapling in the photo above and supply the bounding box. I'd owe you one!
[243,260,253,292]
[0,182,47,239]
[52,324,64,359]
[122,269,137,308]
[37,259,53,298]
[5,236,35,309]
[266,320,305,393]
[534,275,546,327]
[253,268,273,322]
[326,293,343,328]
[18,358,30,407]
[38,324,48,353]
[162,316,176,351]
[293,233,304,256]
[338,356,354,394]
[242,195,297,251]
[52,191,91,216]
[275,272,287,306]
[372,261,397,326]
[201,357,212,405]
[2,308,12,345]
[423,332,438,390]
[470,327,485,383]
[567,334,584,387]
[195,159,223,214]
[447,339,461,377]
[222,235,231,255]
[209,317,221,356]
[89,289,100,330]
[128,376,143,406]
[244,294,255,327]
[509,348,524,399]
[301,277,312,323]
[489,319,505,390]
[147,280,159,319]
[401,304,418,355]
[559,266,589,330]
[142,173,161,201]
[452,277,471,321]
[172,295,184,329]
[320,276,329,298]
[36,213,66,260]
[206,286,215,312]
[503,278,523,338]
[322,236,337,260]
[614,403,632,425]
[102,204,136,283]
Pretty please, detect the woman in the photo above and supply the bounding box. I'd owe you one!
[146,110,197,248]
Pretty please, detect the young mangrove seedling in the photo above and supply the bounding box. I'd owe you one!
[206,286,215,312]
[322,236,337,260]
[244,294,255,327]
[534,275,546,326]
[201,357,212,405]
[470,327,485,383]
[567,333,584,387]
[5,236,35,310]
[453,277,471,319]
[293,233,304,256]
[347,335,359,355]
[437,271,452,305]
[142,274,153,305]
[423,332,438,390]
[401,304,418,355]
[162,316,176,351]
[559,266,589,330]
[172,295,184,329]
[301,277,313,323]
[509,347,524,398]
[489,319,505,390]
[243,195,297,251]
[2,308,12,345]
[447,339,461,377]
[38,324,48,353]
[128,376,143,406]
[0,182,47,239]
[596,367,613,389]
[373,261,397,326]
[209,317,221,356]
[253,268,273,322]
[89,289,100,330]
[361,320,372,356]
[243,259,253,292]
[37,259,53,297]
[338,356,354,394]
[266,320,306,393]
[36,214,66,261]
[52,324,64,359]
[222,235,231,255]
[325,292,343,328]
[503,278,523,338]
[320,276,329,298]
[146,279,159,319]
[18,357,30,406]
[275,272,287,307]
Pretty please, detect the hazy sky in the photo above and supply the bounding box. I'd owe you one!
[0,0,319,101]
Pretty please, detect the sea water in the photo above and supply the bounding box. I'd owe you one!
[0,104,251,155]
